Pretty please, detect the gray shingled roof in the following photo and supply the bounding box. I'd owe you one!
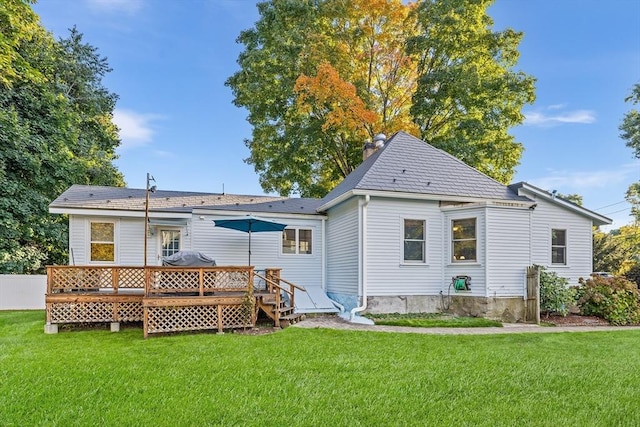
[321,131,529,206]
[51,132,529,216]
[199,198,324,214]
[50,184,303,214]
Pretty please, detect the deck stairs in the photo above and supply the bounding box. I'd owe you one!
[257,292,305,327]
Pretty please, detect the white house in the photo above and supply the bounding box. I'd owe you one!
[49,132,610,321]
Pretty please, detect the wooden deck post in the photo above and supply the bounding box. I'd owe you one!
[113,267,119,294]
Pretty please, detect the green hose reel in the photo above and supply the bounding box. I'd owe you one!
[453,276,471,291]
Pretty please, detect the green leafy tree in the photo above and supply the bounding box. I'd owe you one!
[593,229,626,273]
[557,193,583,206]
[620,83,640,159]
[0,0,44,86]
[0,8,123,273]
[408,0,535,184]
[227,0,535,197]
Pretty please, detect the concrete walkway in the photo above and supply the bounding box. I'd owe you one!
[293,315,640,335]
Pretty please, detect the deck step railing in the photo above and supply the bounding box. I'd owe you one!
[254,269,306,327]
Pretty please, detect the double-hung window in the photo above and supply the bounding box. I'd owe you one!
[282,228,312,255]
[90,221,115,262]
[403,219,425,262]
[551,229,567,265]
[452,218,476,262]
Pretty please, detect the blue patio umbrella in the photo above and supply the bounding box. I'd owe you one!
[212,215,287,265]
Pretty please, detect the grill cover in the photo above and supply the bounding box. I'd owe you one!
[162,251,216,267]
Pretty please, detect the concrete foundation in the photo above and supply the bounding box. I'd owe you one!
[110,322,120,332]
[44,323,58,334]
[365,295,528,323]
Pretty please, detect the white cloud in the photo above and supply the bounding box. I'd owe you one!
[546,103,567,110]
[86,0,144,15]
[113,109,162,150]
[529,162,639,192]
[524,109,596,126]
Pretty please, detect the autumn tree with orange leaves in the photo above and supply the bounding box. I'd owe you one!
[227,0,535,197]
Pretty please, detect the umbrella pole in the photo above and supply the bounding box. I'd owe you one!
[248,229,251,266]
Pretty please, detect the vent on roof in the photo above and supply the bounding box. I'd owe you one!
[373,133,386,148]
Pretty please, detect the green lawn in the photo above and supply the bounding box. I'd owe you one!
[2,311,639,426]
[366,313,504,328]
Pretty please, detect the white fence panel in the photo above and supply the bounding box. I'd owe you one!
[0,275,47,310]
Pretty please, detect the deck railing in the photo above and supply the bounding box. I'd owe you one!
[145,266,253,296]
[47,266,145,293]
[46,265,257,336]
[45,265,308,335]
[46,265,254,295]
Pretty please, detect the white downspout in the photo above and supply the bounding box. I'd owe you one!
[321,218,326,291]
[351,194,370,320]
[484,210,489,298]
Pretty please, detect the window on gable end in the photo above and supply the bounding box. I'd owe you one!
[551,229,567,265]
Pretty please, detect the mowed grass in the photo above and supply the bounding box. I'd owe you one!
[2,311,640,426]
[367,313,503,328]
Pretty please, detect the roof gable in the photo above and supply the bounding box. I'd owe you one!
[509,182,612,226]
[321,131,527,207]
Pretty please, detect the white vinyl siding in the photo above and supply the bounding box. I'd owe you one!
[68,215,87,265]
[119,218,145,265]
[366,198,442,296]
[326,198,360,295]
[527,196,594,284]
[444,208,485,296]
[485,206,531,298]
[192,214,323,288]
[68,215,190,266]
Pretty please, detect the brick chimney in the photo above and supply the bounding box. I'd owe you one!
[362,133,386,161]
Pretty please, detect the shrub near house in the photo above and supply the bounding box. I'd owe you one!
[539,267,576,317]
[576,276,640,325]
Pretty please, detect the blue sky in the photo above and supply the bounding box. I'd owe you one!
[33,0,640,230]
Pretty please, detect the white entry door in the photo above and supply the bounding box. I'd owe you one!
[159,229,181,263]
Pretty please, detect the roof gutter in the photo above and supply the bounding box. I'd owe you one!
[318,189,524,212]
[351,194,370,320]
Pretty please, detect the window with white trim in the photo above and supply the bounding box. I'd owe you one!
[282,228,312,255]
[90,221,115,262]
[452,218,476,262]
[403,219,425,262]
[551,229,567,265]
[161,230,181,258]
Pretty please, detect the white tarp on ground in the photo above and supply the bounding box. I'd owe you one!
[294,286,340,314]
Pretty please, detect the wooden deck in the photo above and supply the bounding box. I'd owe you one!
[45,265,304,336]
